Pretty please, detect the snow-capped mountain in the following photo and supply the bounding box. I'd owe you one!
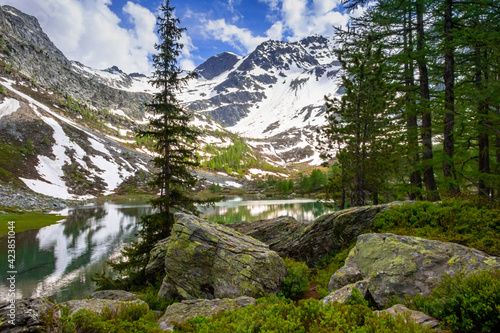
[0,4,343,200]
[180,35,343,166]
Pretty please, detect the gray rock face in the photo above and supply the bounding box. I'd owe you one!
[322,280,370,306]
[375,304,441,329]
[61,298,147,316]
[159,213,287,300]
[229,216,307,253]
[158,296,256,331]
[0,298,55,332]
[229,203,405,265]
[0,5,150,116]
[91,290,140,302]
[145,237,171,276]
[329,233,500,307]
[195,52,240,80]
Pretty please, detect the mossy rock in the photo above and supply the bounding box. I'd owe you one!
[158,296,256,331]
[159,213,287,300]
[329,233,500,307]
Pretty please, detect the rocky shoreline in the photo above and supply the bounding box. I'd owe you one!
[0,184,70,211]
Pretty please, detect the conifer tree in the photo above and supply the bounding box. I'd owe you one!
[97,0,205,289]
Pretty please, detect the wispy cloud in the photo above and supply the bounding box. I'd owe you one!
[2,0,158,74]
[203,19,269,53]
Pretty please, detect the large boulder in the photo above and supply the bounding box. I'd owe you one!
[375,304,441,330]
[0,298,55,332]
[158,296,256,331]
[159,213,287,300]
[61,298,147,316]
[229,202,408,265]
[287,204,402,264]
[91,290,140,302]
[329,233,500,307]
[229,216,306,255]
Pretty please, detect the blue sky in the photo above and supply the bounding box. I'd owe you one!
[0,0,363,74]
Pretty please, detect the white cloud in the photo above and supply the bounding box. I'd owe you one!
[2,0,158,74]
[261,0,349,41]
[204,19,268,53]
[178,33,198,71]
[266,21,284,40]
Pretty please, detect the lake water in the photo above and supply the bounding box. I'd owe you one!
[0,198,334,303]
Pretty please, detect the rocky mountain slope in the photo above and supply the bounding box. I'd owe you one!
[0,5,343,199]
[182,35,342,166]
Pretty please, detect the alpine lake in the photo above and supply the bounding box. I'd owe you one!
[0,197,335,303]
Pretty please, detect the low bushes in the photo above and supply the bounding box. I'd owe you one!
[373,199,500,255]
[410,270,500,333]
[173,296,434,332]
[57,303,162,333]
[280,258,311,300]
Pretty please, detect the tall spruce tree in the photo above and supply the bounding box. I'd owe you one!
[97,0,204,289]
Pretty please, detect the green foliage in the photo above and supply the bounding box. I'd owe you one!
[279,258,310,300]
[203,138,257,175]
[373,199,500,255]
[312,245,355,298]
[97,0,213,290]
[0,85,5,94]
[410,270,500,333]
[209,183,221,193]
[57,303,162,332]
[174,295,434,332]
[345,288,370,307]
[141,285,175,312]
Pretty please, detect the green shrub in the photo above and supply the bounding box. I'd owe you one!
[142,285,175,312]
[410,270,500,333]
[280,258,310,300]
[174,296,434,332]
[58,303,162,332]
[373,199,500,255]
[312,245,354,298]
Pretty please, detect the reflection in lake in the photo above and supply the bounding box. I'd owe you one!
[0,203,152,303]
[0,198,333,303]
[200,198,335,224]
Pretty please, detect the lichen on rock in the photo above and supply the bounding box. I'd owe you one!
[158,296,256,331]
[329,233,500,307]
[159,213,287,300]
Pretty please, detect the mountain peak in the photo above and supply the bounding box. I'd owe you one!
[195,52,241,80]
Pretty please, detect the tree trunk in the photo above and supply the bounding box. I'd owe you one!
[416,0,440,201]
[405,6,422,200]
[443,0,459,196]
[476,47,490,197]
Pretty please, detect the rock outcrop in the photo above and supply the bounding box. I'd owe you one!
[158,213,287,300]
[91,290,140,302]
[145,237,170,276]
[229,216,306,254]
[328,233,500,307]
[0,298,55,332]
[375,304,441,330]
[61,298,147,316]
[322,280,371,306]
[230,202,408,265]
[158,296,256,331]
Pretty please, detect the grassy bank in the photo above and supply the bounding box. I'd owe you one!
[0,211,67,237]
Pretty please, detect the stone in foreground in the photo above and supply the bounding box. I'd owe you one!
[329,233,500,307]
[91,290,140,302]
[159,213,287,300]
[61,298,147,316]
[0,298,55,333]
[375,304,441,329]
[322,280,370,305]
[158,296,256,331]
